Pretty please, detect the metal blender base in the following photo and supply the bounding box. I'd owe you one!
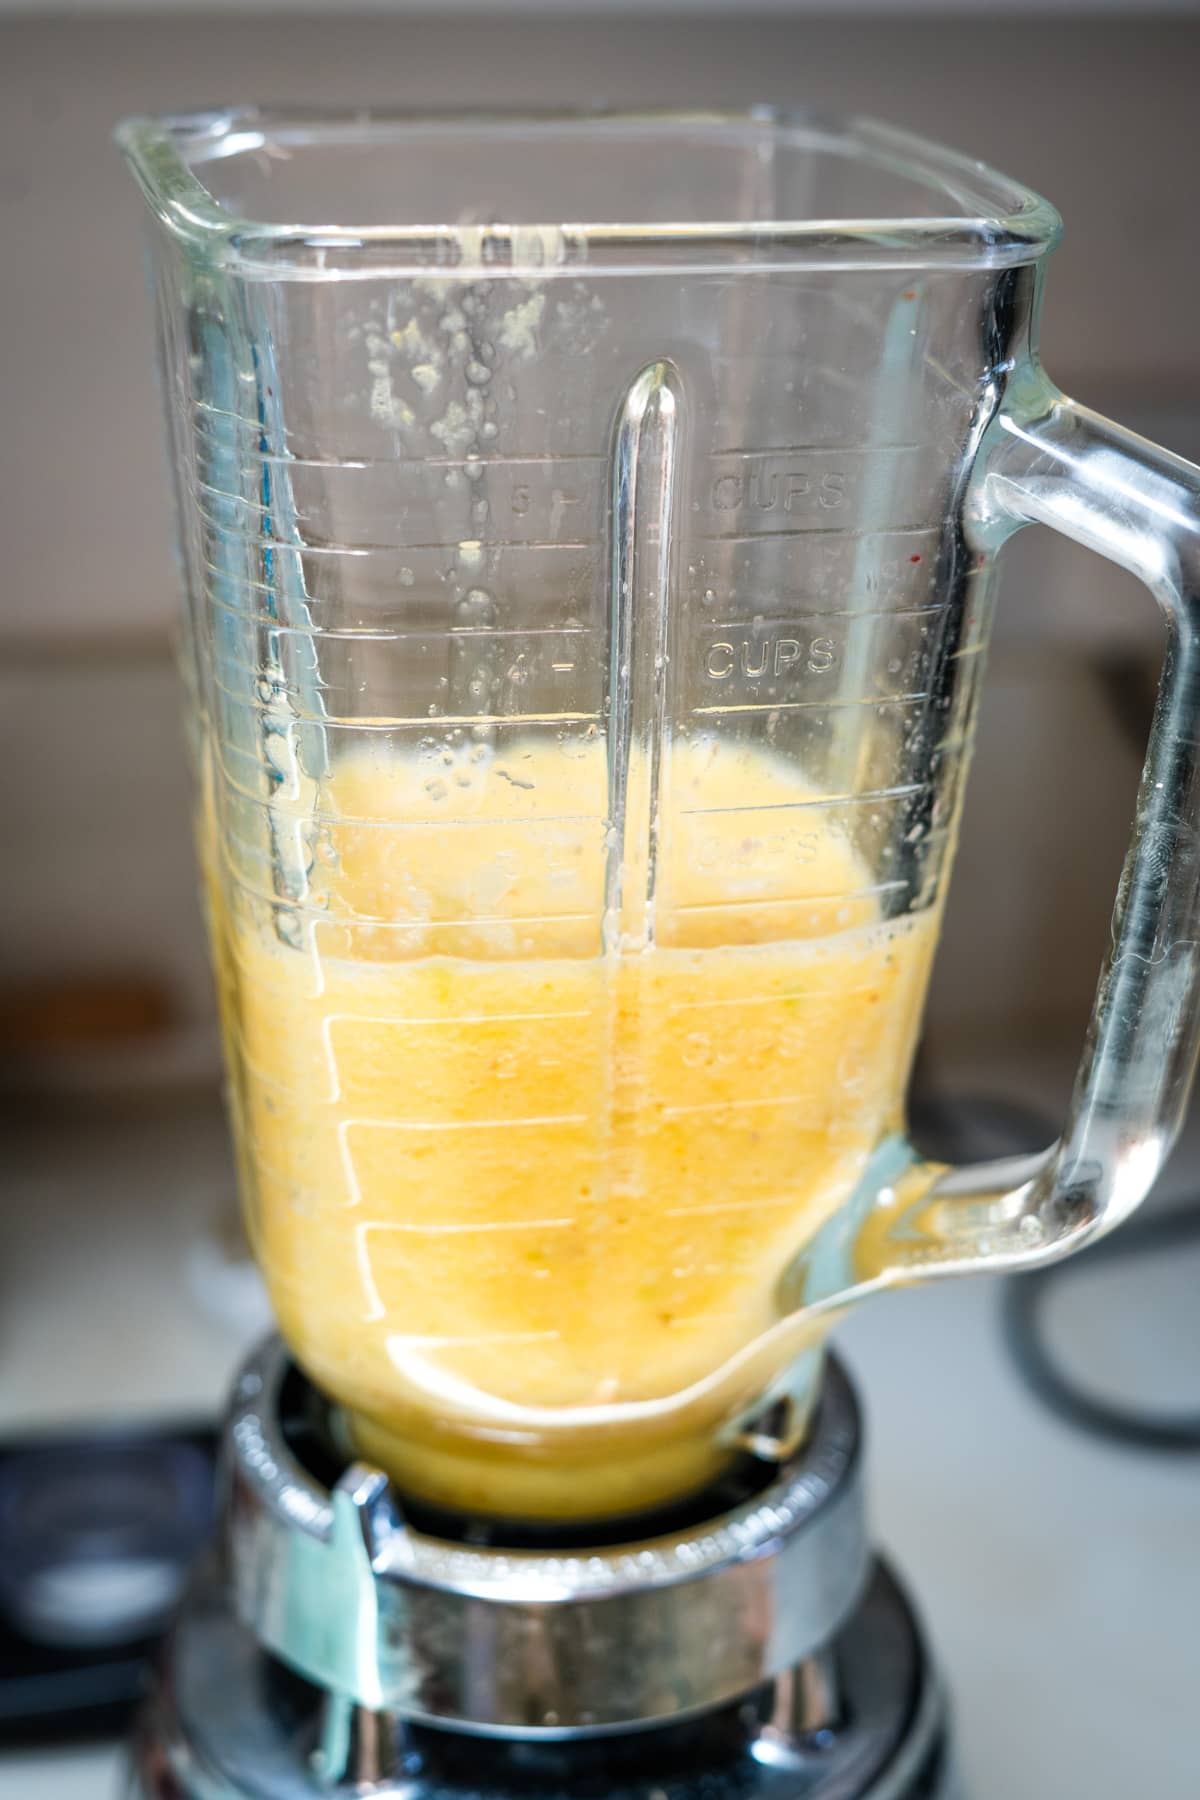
[130,1559,950,1800]
[128,1341,954,1800]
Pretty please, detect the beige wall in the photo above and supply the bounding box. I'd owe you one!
[3,11,1197,1096]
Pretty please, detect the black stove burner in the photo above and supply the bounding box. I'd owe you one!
[0,1423,217,1744]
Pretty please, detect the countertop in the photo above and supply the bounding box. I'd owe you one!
[0,1078,1197,1797]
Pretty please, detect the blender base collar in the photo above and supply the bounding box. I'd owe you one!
[127,1338,954,1800]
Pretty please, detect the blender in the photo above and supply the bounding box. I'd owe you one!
[117,109,1200,1798]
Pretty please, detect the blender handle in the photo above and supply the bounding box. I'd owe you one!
[796,375,1200,1315]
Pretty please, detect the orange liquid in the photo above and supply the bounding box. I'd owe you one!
[210,738,937,1517]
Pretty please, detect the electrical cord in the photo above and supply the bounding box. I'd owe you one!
[1000,1202,1200,1454]
[1015,658,1200,1448]
[997,652,1200,1451]
[912,1089,1200,1453]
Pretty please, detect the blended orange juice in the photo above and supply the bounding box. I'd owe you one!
[211,735,937,1518]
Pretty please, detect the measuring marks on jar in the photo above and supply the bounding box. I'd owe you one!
[677,441,962,928]
[685,447,953,828]
[204,428,963,892]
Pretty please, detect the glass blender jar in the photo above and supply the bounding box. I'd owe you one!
[118,108,1200,1797]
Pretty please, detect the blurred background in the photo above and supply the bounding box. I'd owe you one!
[1,4,1199,1796]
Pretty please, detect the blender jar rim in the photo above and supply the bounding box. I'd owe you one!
[115,104,1062,279]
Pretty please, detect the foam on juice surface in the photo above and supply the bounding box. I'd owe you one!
[211,736,937,1518]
